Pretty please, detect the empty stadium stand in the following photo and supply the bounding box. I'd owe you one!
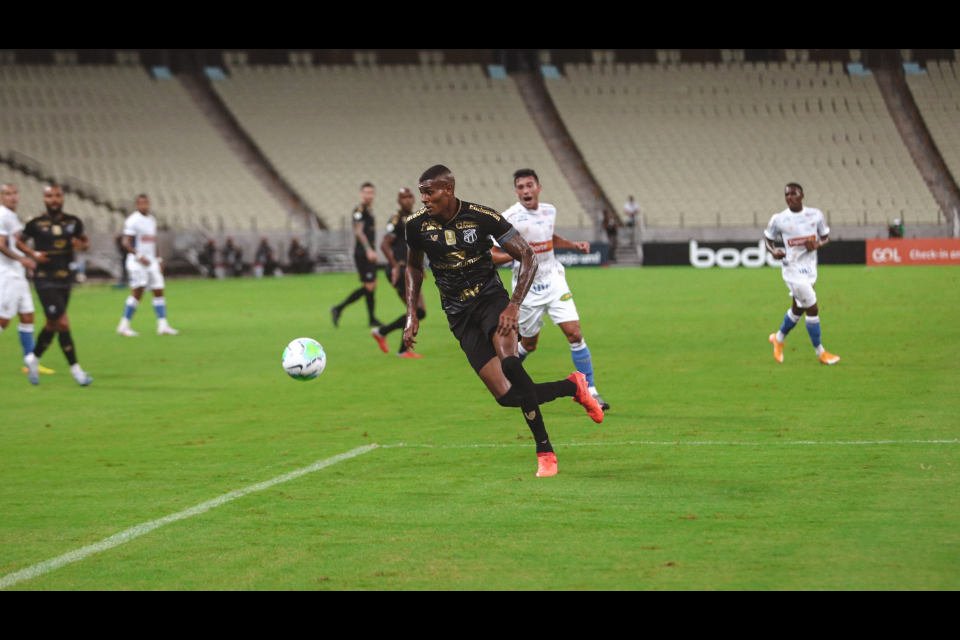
[545,61,944,231]
[0,64,286,233]
[212,63,588,231]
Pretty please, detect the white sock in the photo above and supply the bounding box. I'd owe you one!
[70,363,84,376]
[815,344,825,356]
[588,385,599,395]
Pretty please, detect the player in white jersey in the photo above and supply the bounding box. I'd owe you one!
[491,168,609,410]
[116,194,178,336]
[763,183,840,365]
[0,183,55,375]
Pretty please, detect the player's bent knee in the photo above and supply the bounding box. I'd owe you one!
[501,354,523,379]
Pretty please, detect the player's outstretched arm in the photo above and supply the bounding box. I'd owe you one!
[552,233,590,253]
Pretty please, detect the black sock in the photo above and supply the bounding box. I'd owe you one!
[34,328,55,358]
[501,356,552,454]
[379,314,406,337]
[338,287,366,310]
[496,379,575,407]
[58,330,78,365]
[363,289,376,323]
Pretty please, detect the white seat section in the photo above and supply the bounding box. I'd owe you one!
[214,64,586,229]
[0,164,109,231]
[546,62,940,228]
[906,62,960,206]
[0,65,283,232]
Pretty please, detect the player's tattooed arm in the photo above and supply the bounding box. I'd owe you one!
[500,233,538,306]
[403,248,426,349]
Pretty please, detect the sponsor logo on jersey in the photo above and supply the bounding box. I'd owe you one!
[52,225,62,236]
[458,282,482,301]
[469,204,500,220]
[444,230,457,245]
[529,240,553,254]
[787,235,816,247]
[421,220,441,232]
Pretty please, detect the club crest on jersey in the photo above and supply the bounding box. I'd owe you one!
[444,230,457,245]
[462,228,477,244]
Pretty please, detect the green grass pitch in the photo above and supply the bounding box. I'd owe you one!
[1,265,958,590]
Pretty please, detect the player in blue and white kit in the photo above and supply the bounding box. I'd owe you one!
[491,169,609,410]
[116,194,178,336]
[764,183,840,365]
[0,183,53,376]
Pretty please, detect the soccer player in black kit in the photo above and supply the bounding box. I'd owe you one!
[21,184,94,386]
[402,165,603,478]
[331,182,382,329]
[371,187,427,358]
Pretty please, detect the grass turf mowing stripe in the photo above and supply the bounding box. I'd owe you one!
[0,444,379,590]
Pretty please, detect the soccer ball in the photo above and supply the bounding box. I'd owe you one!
[282,337,327,381]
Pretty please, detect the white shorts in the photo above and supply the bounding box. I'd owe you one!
[0,274,34,319]
[518,292,580,338]
[126,255,165,290]
[785,280,817,309]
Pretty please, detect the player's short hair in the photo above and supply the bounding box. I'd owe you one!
[419,164,454,187]
[398,187,414,196]
[513,168,539,185]
[44,183,63,193]
[360,182,375,190]
[136,193,149,200]
[786,182,804,194]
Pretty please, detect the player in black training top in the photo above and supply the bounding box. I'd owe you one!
[371,187,427,358]
[20,184,94,386]
[402,165,603,478]
[331,182,382,329]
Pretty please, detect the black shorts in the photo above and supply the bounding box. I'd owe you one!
[449,287,510,373]
[35,282,72,320]
[355,252,377,283]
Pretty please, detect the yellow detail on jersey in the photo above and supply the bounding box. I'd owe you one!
[431,254,485,270]
[444,230,457,245]
[468,203,499,220]
[52,225,62,236]
[447,250,466,262]
[454,221,479,229]
[422,220,441,232]
[458,283,482,301]
[53,239,67,249]
[560,292,573,301]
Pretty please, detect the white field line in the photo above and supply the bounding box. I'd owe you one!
[3,438,956,589]
[0,444,379,590]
